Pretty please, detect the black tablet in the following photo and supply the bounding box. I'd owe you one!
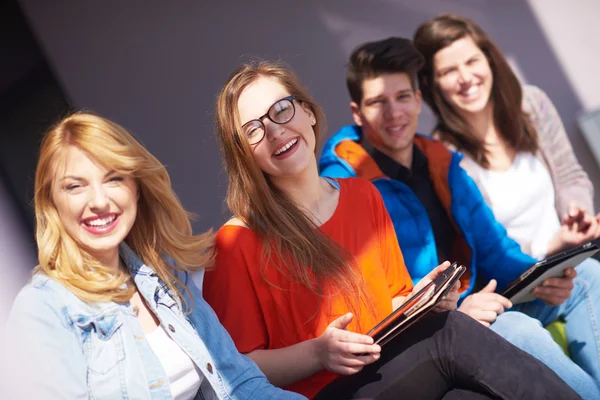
[501,242,599,304]
[367,262,466,346]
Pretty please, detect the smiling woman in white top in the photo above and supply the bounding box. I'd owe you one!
[414,14,599,258]
[414,14,600,399]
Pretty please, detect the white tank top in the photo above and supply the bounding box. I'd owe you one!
[463,152,561,259]
[146,325,204,400]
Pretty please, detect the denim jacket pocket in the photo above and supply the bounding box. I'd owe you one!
[74,313,126,375]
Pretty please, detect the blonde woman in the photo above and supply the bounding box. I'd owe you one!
[5,112,303,400]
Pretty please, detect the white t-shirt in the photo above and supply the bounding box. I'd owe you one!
[463,152,561,259]
[146,270,214,400]
[146,325,204,400]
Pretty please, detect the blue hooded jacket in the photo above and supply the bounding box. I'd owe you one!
[319,125,536,298]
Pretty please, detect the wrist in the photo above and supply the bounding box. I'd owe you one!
[309,337,324,369]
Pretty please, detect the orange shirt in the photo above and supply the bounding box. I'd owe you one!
[203,178,413,399]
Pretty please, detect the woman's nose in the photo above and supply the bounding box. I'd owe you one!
[88,185,110,212]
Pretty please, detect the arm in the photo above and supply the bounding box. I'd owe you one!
[246,342,322,388]
[202,230,378,389]
[526,85,594,216]
[456,159,577,310]
[459,173,576,309]
[247,313,379,387]
[4,285,89,399]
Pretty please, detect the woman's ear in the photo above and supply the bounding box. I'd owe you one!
[301,102,316,126]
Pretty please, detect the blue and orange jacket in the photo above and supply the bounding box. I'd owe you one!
[319,125,536,298]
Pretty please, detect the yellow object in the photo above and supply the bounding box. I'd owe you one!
[546,321,569,356]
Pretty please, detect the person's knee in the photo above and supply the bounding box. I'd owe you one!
[491,311,553,349]
[443,310,482,333]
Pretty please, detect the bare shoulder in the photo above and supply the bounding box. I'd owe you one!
[223,217,248,228]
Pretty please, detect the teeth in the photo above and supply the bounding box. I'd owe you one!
[463,86,479,96]
[86,215,116,227]
[274,138,298,155]
[385,125,405,134]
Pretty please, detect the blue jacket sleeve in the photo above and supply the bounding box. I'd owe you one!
[318,157,355,179]
[4,285,89,399]
[456,167,536,291]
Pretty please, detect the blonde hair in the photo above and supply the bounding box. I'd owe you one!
[34,111,213,306]
[215,60,373,324]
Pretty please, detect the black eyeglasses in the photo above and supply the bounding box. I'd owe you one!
[241,95,296,145]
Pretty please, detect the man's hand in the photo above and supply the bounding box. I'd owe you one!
[458,280,512,327]
[532,267,576,306]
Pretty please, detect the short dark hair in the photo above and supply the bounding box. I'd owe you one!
[346,37,424,104]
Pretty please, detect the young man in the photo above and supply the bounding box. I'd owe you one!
[319,37,600,399]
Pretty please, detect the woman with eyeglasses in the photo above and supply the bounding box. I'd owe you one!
[202,59,578,399]
[5,112,304,399]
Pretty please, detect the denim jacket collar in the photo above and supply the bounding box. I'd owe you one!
[119,242,179,311]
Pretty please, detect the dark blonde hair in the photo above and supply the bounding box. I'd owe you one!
[414,14,538,167]
[34,112,213,306]
[215,60,372,321]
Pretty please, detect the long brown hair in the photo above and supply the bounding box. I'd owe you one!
[414,14,538,167]
[35,112,213,307]
[215,60,372,321]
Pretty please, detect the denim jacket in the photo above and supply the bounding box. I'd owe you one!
[5,243,305,400]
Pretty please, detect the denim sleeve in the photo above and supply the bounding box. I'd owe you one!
[458,167,537,291]
[185,273,306,400]
[4,285,89,399]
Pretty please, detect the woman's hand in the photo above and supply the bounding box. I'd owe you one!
[410,261,459,312]
[547,203,598,254]
[314,313,381,375]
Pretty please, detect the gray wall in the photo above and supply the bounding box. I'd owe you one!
[18,0,600,234]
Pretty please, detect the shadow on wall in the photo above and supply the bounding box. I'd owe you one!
[13,0,600,237]
[0,0,69,303]
[0,170,36,323]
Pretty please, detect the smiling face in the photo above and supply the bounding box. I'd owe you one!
[351,72,422,156]
[433,35,494,117]
[51,145,138,264]
[237,76,317,179]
